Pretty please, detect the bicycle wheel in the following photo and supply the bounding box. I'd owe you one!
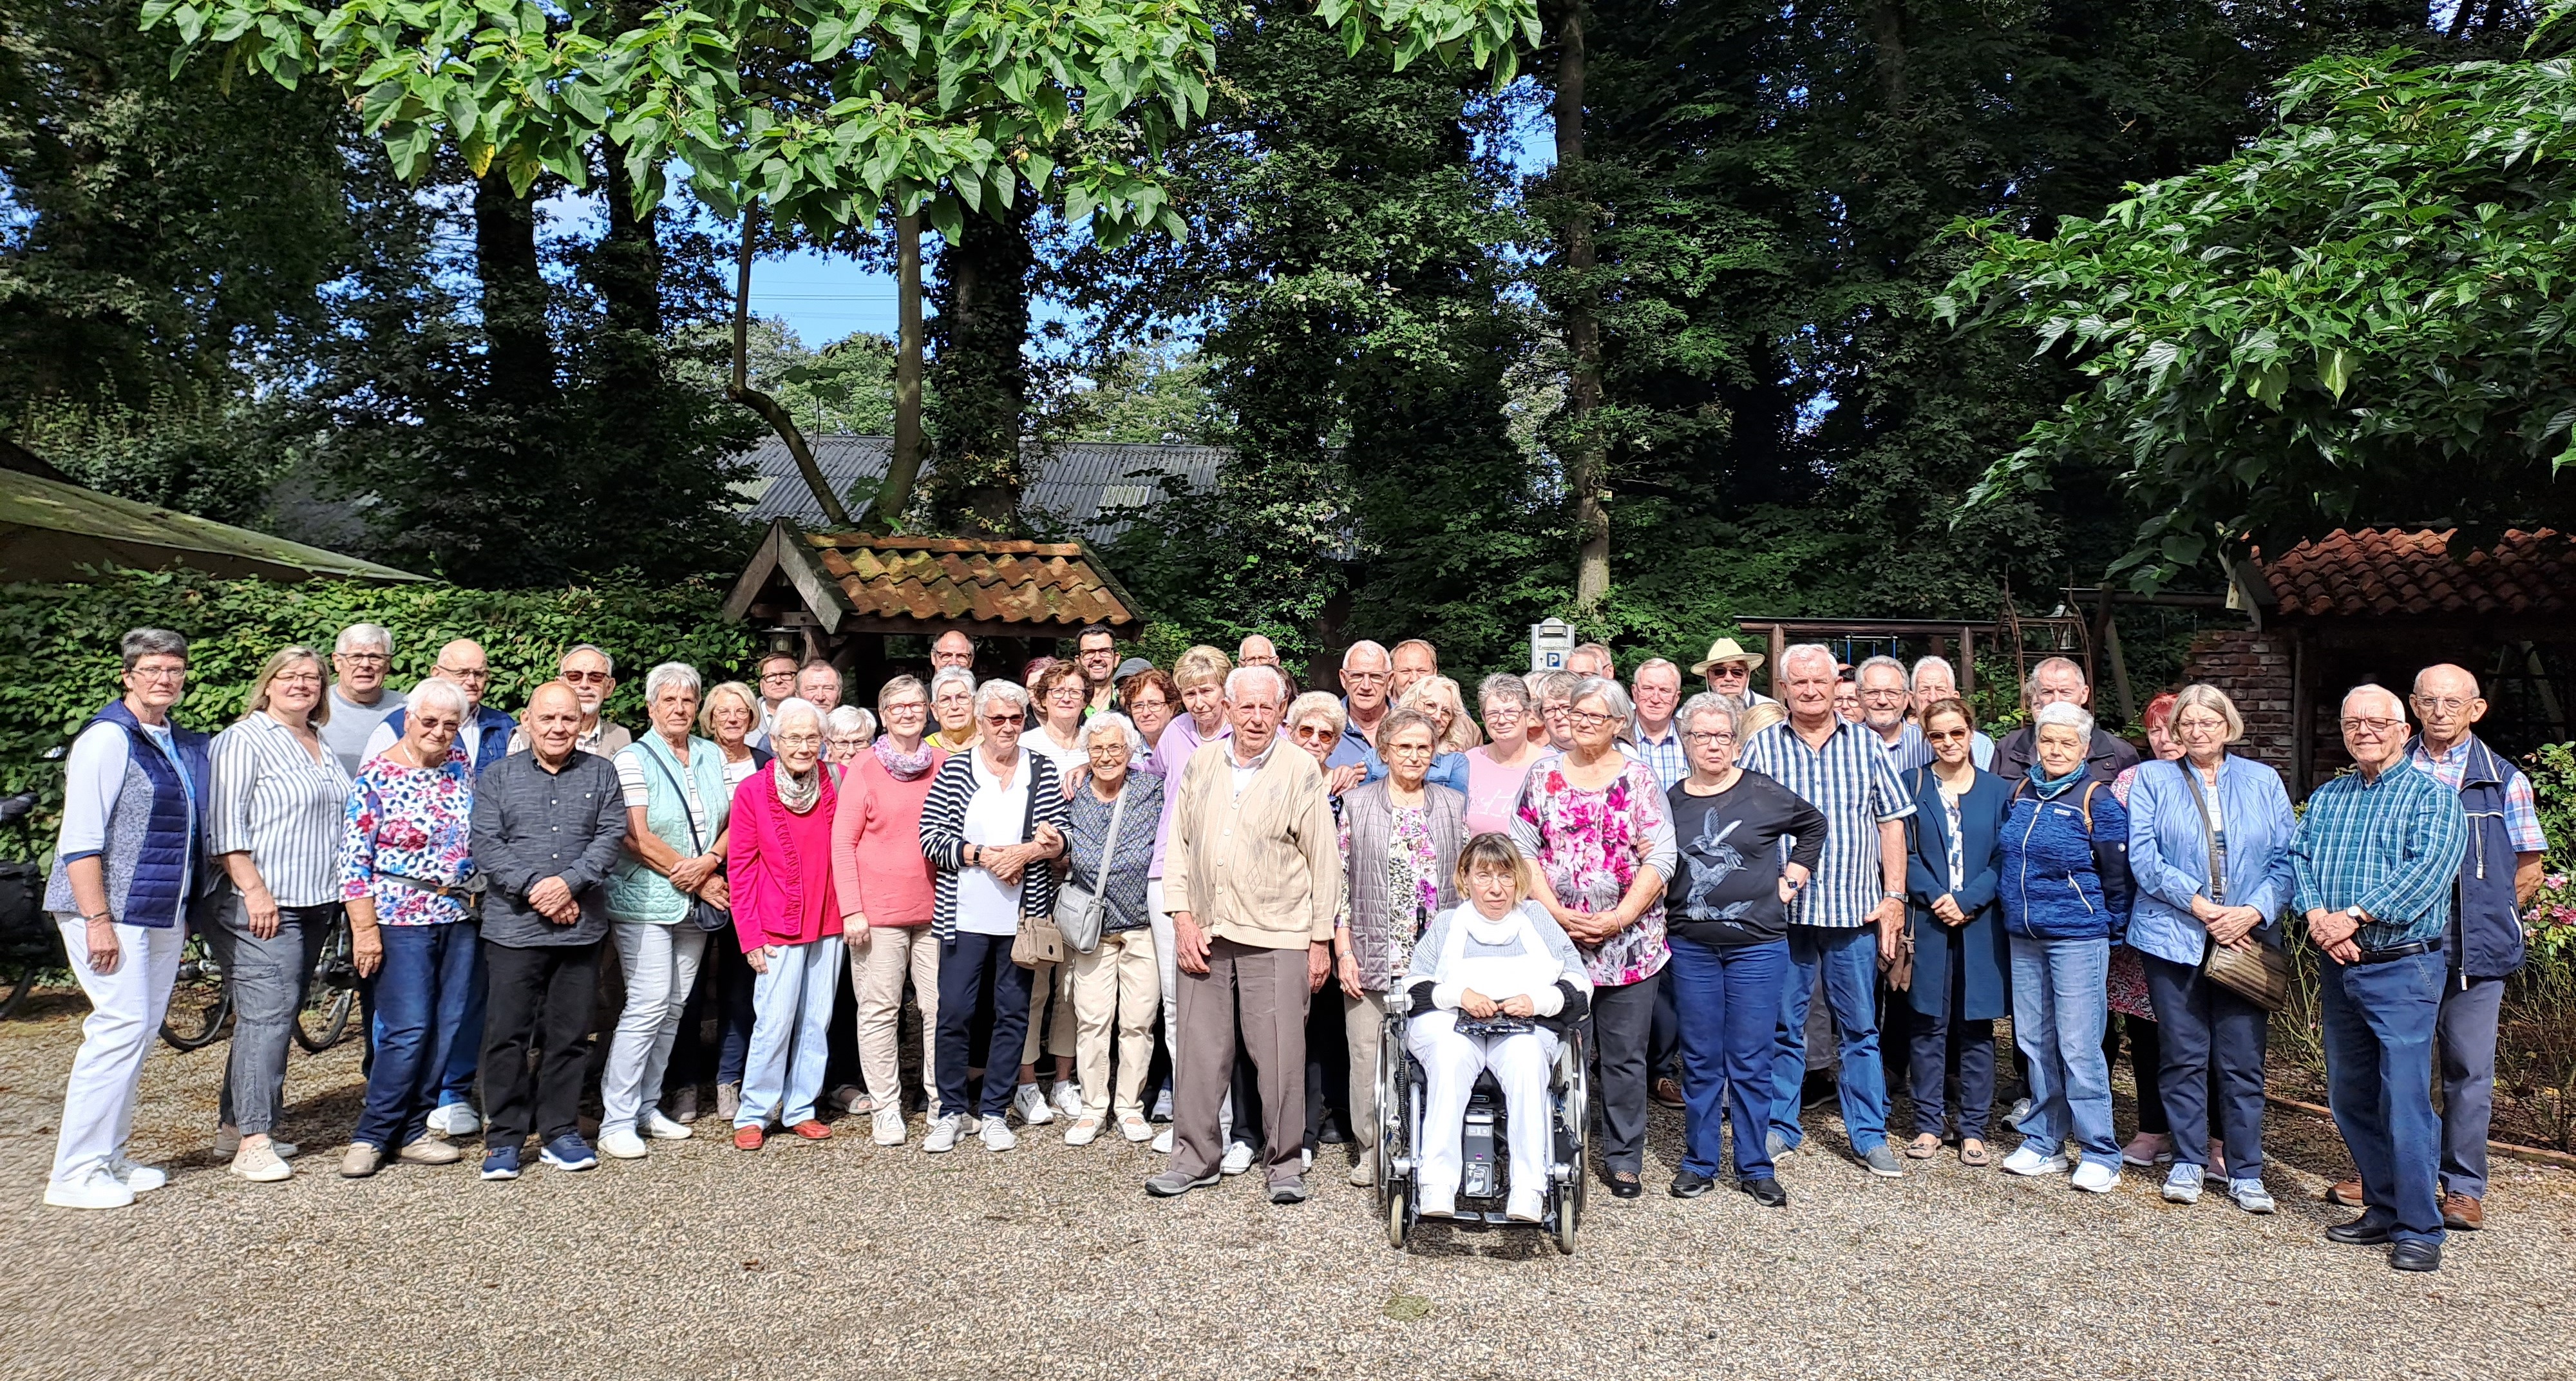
[158,933,232,1051]
[0,957,35,1020]
[292,914,358,1052]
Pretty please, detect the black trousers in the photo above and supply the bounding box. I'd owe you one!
[480,940,601,1145]
[1589,973,1658,1175]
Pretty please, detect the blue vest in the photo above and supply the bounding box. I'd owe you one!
[46,699,212,928]
[383,703,516,770]
[2448,736,2526,979]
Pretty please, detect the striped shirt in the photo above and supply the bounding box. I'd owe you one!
[920,748,1069,940]
[1739,717,1915,929]
[1631,722,1688,792]
[209,712,354,907]
[2289,757,2469,949]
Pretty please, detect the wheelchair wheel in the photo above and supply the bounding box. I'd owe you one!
[1387,1180,1411,1249]
[1553,1030,1590,1255]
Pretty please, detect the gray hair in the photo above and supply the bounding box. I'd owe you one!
[643,661,701,705]
[1226,663,1289,705]
[929,666,977,700]
[2171,683,2245,743]
[1083,711,1148,758]
[1854,654,1909,687]
[2025,655,2085,694]
[972,679,1030,718]
[1341,639,1391,671]
[118,627,188,672]
[1478,672,1531,714]
[771,696,826,739]
[1632,657,1682,686]
[828,705,875,739]
[1531,669,1580,703]
[878,673,929,716]
[333,623,392,656]
[1569,676,1634,725]
[405,676,469,721]
[562,642,615,676]
[1677,692,1739,738]
[1909,656,1960,692]
[1779,642,1839,679]
[1287,690,1347,738]
[2032,700,2096,740]
[2343,683,2405,720]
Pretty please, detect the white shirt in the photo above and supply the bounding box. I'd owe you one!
[1227,736,1279,798]
[956,750,1033,937]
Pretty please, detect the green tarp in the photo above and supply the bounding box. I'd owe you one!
[0,468,424,585]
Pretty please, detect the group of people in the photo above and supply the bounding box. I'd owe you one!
[37,619,2539,1271]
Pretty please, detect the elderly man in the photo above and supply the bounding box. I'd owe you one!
[1691,637,1775,707]
[931,630,977,673]
[1390,639,1439,701]
[1906,656,1994,770]
[365,640,516,770]
[2291,685,2468,1271]
[508,645,632,757]
[1237,634,1281,669]
[1739,642,1915,1179]
[1149,665,1341,1205]
[1567,642,1616,680]
[1852,656,1924,770]
[797,660,844,714]
[319,624,404,776]
[1074,624,1122,715]
[1329,641,1396,777]
[1993,657,2138,784]
[2321,665,2548,1231]
[1629,658,1688,790]
[469,681,628,1179]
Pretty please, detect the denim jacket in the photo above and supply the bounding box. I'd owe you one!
[2123,755,2297,968]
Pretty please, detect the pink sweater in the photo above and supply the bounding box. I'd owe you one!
[831,747,946,927]
[728,763,842,953]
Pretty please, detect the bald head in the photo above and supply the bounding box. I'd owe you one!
[524,680,587,765]
[2410,663,2486,754]
[1238,635,1279,668]
[432,639,491,709]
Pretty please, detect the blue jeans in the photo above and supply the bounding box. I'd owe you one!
[2322,950,2447,1245]
[353,922,479,1151]
[437,942,488,1110]
[1768,925,1889,1154]
[2008,933,2115,1168]
[737,934,846,1129]
[1671,936,1789,1179]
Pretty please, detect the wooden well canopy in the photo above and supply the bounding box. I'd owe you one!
[723,519,1141,661]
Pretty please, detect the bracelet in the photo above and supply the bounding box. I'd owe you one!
[82,910,111,924]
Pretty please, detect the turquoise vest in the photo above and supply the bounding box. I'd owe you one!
[607,734,732,924]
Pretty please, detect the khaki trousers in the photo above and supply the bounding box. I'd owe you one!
[851,924,940,1109]
[1343,989,1390,1148]
[1020,958,1077,1067]
[1174,937,1311,1185]
[1072,929,1161,1118]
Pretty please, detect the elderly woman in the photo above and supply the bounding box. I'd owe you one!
[1463,674,1541,836]
[832,674,947,1146]
[726,697,843,1149]
[1016,660,1095,1123]
[1063,712,1165,1145]
[1998,700,2134,1192]
[920,680,1070,1154]
[2105,689,2182,1168]
[42,629,212,1209]
[667,680,768,1124]
[929,666,979,754]
[599,663,733,1161]
[1511,676,1676,1200]
[1900,696,2012,1168]
[2125,684,2295,1213]
[1404,834,1592,1221]
[1394,675,1475,795]
[1336,708,1465,1186]
[1662,693,1821,1206]
[1144,647,1231,1143]
[1530,670,1579,752]
[206,645,352,1182]
[825,705,878,779]
[338,678,478,1179]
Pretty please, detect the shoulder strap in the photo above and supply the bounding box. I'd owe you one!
[639,745,706,853]
[2174,761,2223,902]
[2078,779,2100,833]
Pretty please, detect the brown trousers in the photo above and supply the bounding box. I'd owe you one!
[1173,937,1312,1185]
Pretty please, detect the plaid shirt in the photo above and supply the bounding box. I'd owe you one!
[2289,757,2468,949]
[1739,718,1915,929]
[1631,721,1689,792]
[2408,737,2546,853]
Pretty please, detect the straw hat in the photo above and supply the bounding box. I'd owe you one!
[1689,637,1765,676]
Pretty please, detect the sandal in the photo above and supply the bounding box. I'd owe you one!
[1904,1133,1942,1159]
[1959,1138,1991,1168]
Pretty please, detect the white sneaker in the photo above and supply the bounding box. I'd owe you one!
[43,1168,135,1210]
[1302,1148,1314,1171]
[982,1118,1018,1152]
[423,1105,454,1136]
[1065,1116,1103,1147]
[428,1103,481,1137]
[641,1110,694,1141]
[1220,1141,1255,1176]
[1012,1083,1054,1127]
[923,1114,964,1154]
[1151,1127,1174,1154]
[1050,1080,1084,1121]
[1151,1085,1174,1121]
[109,1157,167,1194]
[1419,1190,1457,1219]
[872,1107,907,1147]
[1506,1187,1546,1223]
[598,1128,650,1161]
[2002,1146,2072,1177]
[1119,1114,1153,1143]
[2161,1165,2204,1204]
[2071,1160,2119,1194]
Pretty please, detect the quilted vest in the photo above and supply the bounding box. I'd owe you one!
[44,699,211,928]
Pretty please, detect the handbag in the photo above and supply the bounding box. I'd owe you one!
[1884,911,1917,991]
[2178,763,2289,1013]
[1051,777,1132,956]
[1010,763,1066,967]
[641,747,732,934]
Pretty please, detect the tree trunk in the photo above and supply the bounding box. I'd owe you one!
[1871,0,1907,113]
[925,198,1036,534]
[473,170,556,410]
[866,209,929,534]
[1555,2,1610,611]
[726,207,851,528]
[591,155,665,415]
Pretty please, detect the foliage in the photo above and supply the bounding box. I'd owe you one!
[1940,30,2576,589]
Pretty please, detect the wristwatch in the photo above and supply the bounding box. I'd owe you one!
[1881,891,1904,903]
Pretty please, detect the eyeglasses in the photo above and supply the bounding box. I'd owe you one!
[562,670,611,684]
[272,673,324,689]
[884,701,927,715]
[772,732,820,748]
[129,664,188,682]
[1708,665,1750,679]
[1682,730,1734,745]
[1566,710,1615,730]
[2341,716,2405,735]
[1926,729,1971,743]
[2174,716,2228,734]
[1386,743,1434,758]
[336,652,388,667]
[434,665,490,683]
[980,712,1023,727]
[2410,696,2475,714]
[1081,647,1116,662]
[1128,696,1168,712]
[1087,744,1130,759]
[1290,725,1336,742]
[760,671,798,684]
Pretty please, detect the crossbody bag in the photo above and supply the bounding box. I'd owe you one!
[2177,763,2289,1012]
[641,748,733,934]
[1052,780,1133,956]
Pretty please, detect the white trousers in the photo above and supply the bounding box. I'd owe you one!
[1406,1008,1557,1211]
[50,917,184,1187]
[600,922,710,1135]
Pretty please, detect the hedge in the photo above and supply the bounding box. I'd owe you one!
[0,569,754,839]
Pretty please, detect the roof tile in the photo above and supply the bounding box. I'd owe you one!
[2257,528,2574,618]
[809,531,1135,630]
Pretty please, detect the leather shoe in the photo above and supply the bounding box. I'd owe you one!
[1650,1077,1685,1109]
[2325,1216,2392,1246]
[790,1120,832,1141]
[1607,1171,1643,1199]
[1669,1170,1714,1198]
[2442,1192,2484,1231]
[1736,1176,1788,1208]
[2325,1176,2363,1207]
[2389,1240,2442,1272]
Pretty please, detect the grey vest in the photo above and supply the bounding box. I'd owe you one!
[1343,778,1466,991]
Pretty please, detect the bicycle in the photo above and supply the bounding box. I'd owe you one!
[159,928,232,1051]
[0,788,57,1020]
[292,908,360,1052]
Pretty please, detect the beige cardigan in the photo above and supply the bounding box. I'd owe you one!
[1164,737,1343,949]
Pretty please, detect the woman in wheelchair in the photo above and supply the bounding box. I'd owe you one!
[1401,833,1592,1222]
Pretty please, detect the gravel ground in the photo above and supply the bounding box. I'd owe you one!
[3,989,2573,1381]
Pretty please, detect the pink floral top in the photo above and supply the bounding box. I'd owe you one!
[1509,752,1677,986]
[339,749,476,926]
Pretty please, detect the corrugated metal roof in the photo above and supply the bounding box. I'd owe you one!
[736,434,1225,542]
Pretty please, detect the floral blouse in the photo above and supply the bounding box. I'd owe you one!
[339,749,477,926]
[1510,752,1676,986]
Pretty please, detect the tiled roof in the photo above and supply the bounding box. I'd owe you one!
[808,532,1135,629]
[735,435,1225,542]
[2257,528,2575,618]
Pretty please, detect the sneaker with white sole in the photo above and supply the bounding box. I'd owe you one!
[44,1168,135,1210]
[108,1157,167,1194]
[872,1106,907,1147]
[428,1103,481,1137]
[641,1110,694,1140]
[982,1117,1018,1152]
[2071,1160,2119,1194]
[1151,1127,1174,1154]
[540,1134,600,1172]
[1011,1083,1054,1127]
[598,1128,650,1161]
[2001,1145,2071,1177]
[1150,1085,1174,1121]
[2229,1177,2276,1214]
[1859,1145,1905,1179]
[1220,1141,1256,1176]
[1065,1116,1104,1147]
[1118,1114,1153,1143]
[1050,1080,1084,1121]
[2161,1164,2204,1204]
[923,1114,965,1154]
[230,1142,292,1183]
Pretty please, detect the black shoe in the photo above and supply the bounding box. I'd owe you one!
[1318,1118,1350,1146]
[2325,1216,2393,1246]
[2389,1240,2442,1272]
[1669,1170,1715,1199]
[1801,1072,1839,1109]
[1737,1176,1788,1208]
[1607,1172,1643,1199]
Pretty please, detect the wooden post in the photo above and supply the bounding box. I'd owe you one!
[1959,626,1975,697]
[1766,624,1787,698]
[2098,588,2137,726]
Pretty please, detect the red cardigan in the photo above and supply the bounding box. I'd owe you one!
[728,762,842,953]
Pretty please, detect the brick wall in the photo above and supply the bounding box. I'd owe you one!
[2182,629,2297,783]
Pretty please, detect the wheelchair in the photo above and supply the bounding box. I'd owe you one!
[1374,991,1589,1253]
